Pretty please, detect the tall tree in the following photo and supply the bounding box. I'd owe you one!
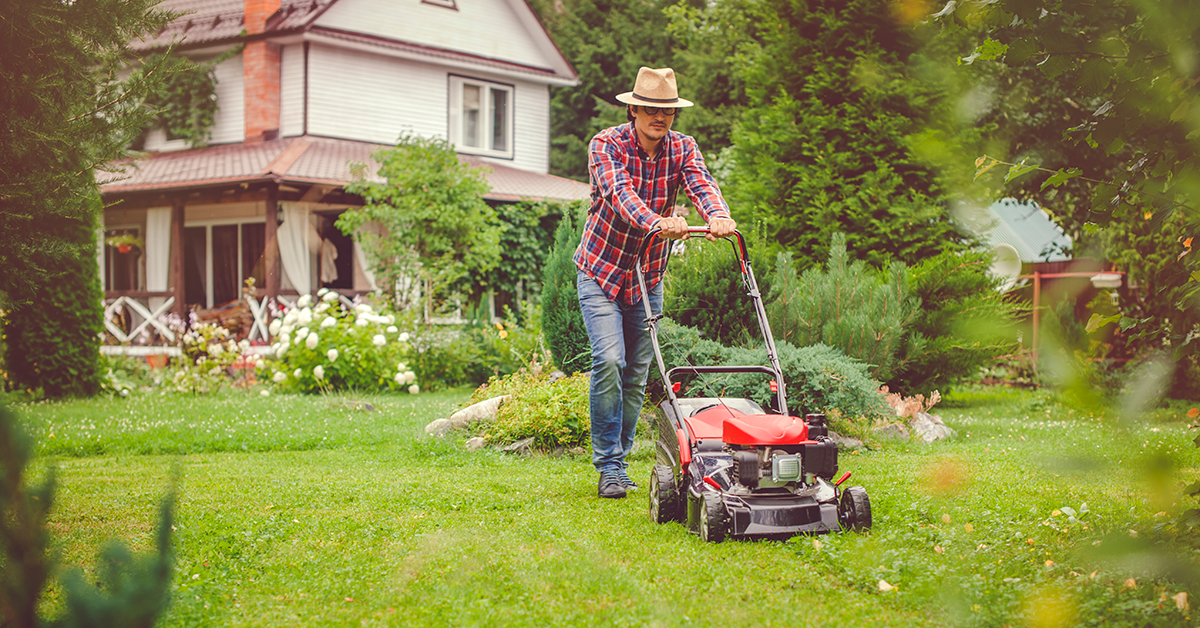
[721,0,968,270]
[0,0,172,396]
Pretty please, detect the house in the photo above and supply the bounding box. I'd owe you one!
[98,0,590,348]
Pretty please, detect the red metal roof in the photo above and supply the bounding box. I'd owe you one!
[100,136,591,202]
[134,0,332,50]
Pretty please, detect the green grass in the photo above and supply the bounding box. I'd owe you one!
[12,385,1200,627]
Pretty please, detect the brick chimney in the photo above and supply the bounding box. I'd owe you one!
[243,0,281,142]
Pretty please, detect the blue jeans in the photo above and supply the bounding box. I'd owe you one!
[577,269,663,474]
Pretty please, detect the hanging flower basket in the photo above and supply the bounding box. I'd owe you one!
[106,234,144,254]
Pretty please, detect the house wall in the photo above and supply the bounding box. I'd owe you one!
[315,0,554,70]
[306,44,550,173]
[208,53,246,145]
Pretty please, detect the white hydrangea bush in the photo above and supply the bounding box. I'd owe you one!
[261,289,419,393]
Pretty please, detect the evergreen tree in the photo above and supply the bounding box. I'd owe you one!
[0,0,173,396]
[724,0,967,270]
[541,207,591,373]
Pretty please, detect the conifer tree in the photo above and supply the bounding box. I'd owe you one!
[0,0,173,396]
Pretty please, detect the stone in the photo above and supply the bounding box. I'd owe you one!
[448,395,510,428]
[872,423,910,441]
[909,412,956,444]
[464,436,487,451]
[827,430,864,450]
[548,370,567,384]
[498,437,535,455]
[424,418,453,438]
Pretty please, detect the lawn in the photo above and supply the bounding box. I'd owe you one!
[11,385,1200,627]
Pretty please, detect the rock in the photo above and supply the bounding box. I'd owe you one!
[568,446,588,456]
[498,437,535,455]
[827,430,864,450]
[424,418,453,438]
[909,412,956,444]
[464,436,487,451]
[548,370,567,384]
[872,423,910,441]
[354,401,375,412]
[448,395,509,428]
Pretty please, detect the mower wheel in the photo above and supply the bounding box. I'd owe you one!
[699,493,728,543]
[649,465,680,524]
[839,486,872,531]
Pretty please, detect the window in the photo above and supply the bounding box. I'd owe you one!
[104,228,141,292]
[183,222,266,309]
[449,76,513,159]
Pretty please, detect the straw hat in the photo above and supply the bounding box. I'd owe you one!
[615,67,694,108]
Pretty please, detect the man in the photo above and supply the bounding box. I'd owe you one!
[574,66,736,499]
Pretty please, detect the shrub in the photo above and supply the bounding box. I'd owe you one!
[541,205,591,374]
[263,290,419,394]
[2,217,104,398]
[469,368,590,449]
[656,320,887,419]
[766,233,920,382]
[887,249,1022,395]
[170,320,256,394]
[408,302,548,390]
[663,223,776,347]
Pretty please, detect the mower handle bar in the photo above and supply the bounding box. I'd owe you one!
[635,227,749,268]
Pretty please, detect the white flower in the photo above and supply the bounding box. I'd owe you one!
[295,327,310,341]
[320,316,337,328]
[318,287,329,297]
[293,368,302,378]
[305,333,320,350]
[120,388,130,397]
[394,372,405,384]
[322,290,339,302]
[404,371,416,385]
[313,365,325,380]
[386,325,398,334]
[269,319,282,336]
[327,348,339,362]
[260,389,271,397]
[408,384,420,394]
[397,362,408,371]
[315,302,330,314]
[276,344,288,358]
[208,366,222,376]
[273,371,287,383]
[355,303,373,314]
[207,343,224,356]
[283,310,299,325]
[297,308,314,325]
[255,359,266,369]
[297,294,313,308]
[386,315,396,325]
[280,324,294,336]
[355,317,370,327]
[372,334,386,346]
[238,340,250,352]
[398,332,410,343]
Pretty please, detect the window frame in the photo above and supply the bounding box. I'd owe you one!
[448,75,515,160]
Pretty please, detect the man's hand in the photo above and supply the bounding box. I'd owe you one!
[654,216,690,240]
[707,217,737,241]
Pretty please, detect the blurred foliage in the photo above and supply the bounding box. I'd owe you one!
[473,200,580,317]
[889,248,1023,395]
[470,368,591,449]
[0,402,175,627]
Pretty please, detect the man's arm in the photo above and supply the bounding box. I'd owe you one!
[678,138,736,241]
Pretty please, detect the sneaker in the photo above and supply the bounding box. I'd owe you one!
[617,468,639,491]
[598,472,627,499]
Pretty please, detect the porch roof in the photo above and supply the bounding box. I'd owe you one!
[98,136,591,203]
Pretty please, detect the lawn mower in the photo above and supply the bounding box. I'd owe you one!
[635,227,871,542]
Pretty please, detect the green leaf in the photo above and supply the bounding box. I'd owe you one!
[975,158,999,180]
[1060,506,1077,517]
[1186,481,1200,497]
[1077,58,1114,97]
[1040,168,1082,190]
[1085,313,1121,333]
[1005,38,1039,66]
[1004,160,1039,183]
[1038,55,1074,79]
[977,38,1009,61]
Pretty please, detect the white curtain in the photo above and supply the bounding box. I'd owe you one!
[96,219,106,291]
[145,207,172,310]
[278,203,317,294]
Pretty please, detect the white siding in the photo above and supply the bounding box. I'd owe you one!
[307,44,447,144]
[316,0,552,70]
[209,54,245,144]
[280,43,305,137]
[511,80,549,173]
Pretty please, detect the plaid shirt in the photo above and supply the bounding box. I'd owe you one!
[574,122,730,305]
